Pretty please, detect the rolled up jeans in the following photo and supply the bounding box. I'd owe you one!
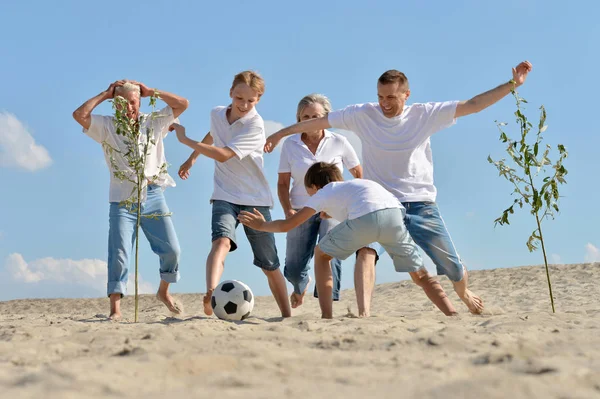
[107,185,181,296]
[284,211,342,300]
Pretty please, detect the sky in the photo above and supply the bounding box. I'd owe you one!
[1,0,598,302]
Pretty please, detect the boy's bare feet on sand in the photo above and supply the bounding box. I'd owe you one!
[156,292,183,315]
[459,289,484,314]
[291,277,311,309]
[108,312,122,321]
[203,290,214,316]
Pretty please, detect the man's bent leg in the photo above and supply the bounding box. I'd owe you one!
[314,245,334,319]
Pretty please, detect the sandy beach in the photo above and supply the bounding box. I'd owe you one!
[0,263,598,399]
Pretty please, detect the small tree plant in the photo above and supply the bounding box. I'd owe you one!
[488,82,568,313]
[103,92,170,322]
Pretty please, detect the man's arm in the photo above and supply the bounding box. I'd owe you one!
[72,81,123,129]
[264,116,331,153]
[171,124,236,163]
[455,61,532,118]
[238,207,316,233]
[349,165,363,178]
[129,81,189,118]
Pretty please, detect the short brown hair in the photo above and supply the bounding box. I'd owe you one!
[378,70,409,89]
[304,162,344,189]
[231,70,265,97]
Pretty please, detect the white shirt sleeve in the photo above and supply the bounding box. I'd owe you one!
[418,101,459,137]
[148,106,175,138]
[340,136,361,170]
[226,121,265,160]
[327,104,361,133]
[304,190,327,213]
[278,140,292,173]
[83,115,112,143]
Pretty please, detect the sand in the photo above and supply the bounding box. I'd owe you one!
[0,263,599,399]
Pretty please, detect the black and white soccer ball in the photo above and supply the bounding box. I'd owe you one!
[211,280,254,321]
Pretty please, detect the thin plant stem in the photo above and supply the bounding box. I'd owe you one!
[135,178,141,323]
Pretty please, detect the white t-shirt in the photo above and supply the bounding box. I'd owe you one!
[328,101,458,203]
[305,179,401,222]
[278,130,360,208]
[209,106,273,207]
[83,106,176,203]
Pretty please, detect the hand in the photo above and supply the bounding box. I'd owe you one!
[512,61,532,87]
[238,209,266,230]
[178,158,194,180]
[264,132,282,153]
[126,80,155,97]
[285,209,297,219]
[104,80,125,99]
[169,123,186,143]
[320,211,332,219]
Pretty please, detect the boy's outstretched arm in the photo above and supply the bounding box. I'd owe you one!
[264,116,331,153]
[238,207,316,233]
[170,124,236,163]
[455,60,532,118]
[178,132,213,180]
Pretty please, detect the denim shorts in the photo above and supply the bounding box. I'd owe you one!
[319,208,424,273]
[211,200,279,271]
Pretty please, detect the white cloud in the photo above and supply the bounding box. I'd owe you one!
[332,129,362,161]
[3,253,154,297]
[584,243,600,262]
[263,120,285,136]
[551,254,562,264]
[0,111,52,171]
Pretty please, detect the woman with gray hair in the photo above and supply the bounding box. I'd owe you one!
[278,93,362,309]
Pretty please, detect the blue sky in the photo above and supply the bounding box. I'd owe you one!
[1,0,598,301]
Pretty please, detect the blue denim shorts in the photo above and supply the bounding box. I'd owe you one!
[211,200,280,271]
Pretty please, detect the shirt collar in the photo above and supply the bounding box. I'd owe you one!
[224,105,258,125]
[291,129,332,143]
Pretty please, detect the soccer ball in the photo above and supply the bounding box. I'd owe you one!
[211,280,254,321]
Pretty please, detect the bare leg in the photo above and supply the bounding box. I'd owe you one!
[262,268,292,317]
[452,268,484,314]
[409,269,457,316]
[291,276,311,309]
[204,238,231,316]
[109,294,122,320]
[156,280,182,315]
[314,246,334,319]
[355,248,376,317]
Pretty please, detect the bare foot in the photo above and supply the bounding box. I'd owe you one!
[156,292,183,315]
[291,277,311,309]
[459,289,484,314]
[108,312,122,321]
[203,290,214,316]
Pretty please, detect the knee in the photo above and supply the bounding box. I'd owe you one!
[446,265,464,282]
[212,237,231,252]
[314,245,333,261]
[356,247,377,263]
[410,269,433,287]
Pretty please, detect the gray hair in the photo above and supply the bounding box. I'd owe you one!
[114,82,141,97]
[296,93,332,122]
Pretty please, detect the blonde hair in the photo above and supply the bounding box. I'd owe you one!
[230,71,265,97]
[115,82,141,97]
[296,93,332,122]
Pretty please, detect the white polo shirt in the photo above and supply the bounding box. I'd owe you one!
[83,106,176,203]
[328,101,458,203]
[209,106,273,207]
[278,130,360,208]
[305,179,401,222]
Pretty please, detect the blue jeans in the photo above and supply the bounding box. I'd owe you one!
[284,212,342,300]
[403,202,464,282]
[107,185,181,297]
[211,200,280,271]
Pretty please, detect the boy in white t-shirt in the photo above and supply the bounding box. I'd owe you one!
[265,61,533,316]
[239,162,424,319]
[172,71,291,318]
